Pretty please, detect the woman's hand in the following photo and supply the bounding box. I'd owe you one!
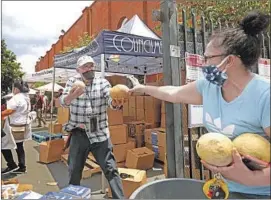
[201,148,255,186]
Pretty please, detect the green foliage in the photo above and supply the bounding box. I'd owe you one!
[32,81,46,88]
[61,32,93,53]
[1,39,24,95]
[178,0,270,29]
[155,0,269,30]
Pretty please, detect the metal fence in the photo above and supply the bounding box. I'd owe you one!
[178,9,270,180]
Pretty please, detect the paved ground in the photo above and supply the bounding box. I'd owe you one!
[1,120,165,199]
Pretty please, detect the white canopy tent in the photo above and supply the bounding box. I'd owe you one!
[23,68,134,83]
[3,88,37,99]
[35,82,64,92]
[117,15,160,40]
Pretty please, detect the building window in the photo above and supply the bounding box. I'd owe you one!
[117,16,128,29]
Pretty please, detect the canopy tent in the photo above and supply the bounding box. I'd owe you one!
[35,82,64,92]
[23,68,131,83]
[54,30,163,75]
[117,15,160,40]
[3,88,37,99]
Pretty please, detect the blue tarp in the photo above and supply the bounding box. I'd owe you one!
[54,30,163,75]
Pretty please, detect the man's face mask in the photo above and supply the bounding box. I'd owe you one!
[82,70,95,80]
[202,56,229,87]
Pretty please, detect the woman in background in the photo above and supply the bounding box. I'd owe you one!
[1,80,33,175]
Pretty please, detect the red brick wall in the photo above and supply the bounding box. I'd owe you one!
[35,1,160,72]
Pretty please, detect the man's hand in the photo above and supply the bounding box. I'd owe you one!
[112,98,128,108]
[127,76,145,94]
[64,86,85,105]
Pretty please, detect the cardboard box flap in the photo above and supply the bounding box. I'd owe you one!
[126,121,145,125]
[118,168,146,182]
[131,147,154,157]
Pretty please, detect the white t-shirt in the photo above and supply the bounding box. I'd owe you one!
[7,93,31,125]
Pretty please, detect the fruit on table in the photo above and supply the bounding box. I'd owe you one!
[110,84,129,99]
[196,132,234,167]
[233,133,270,163]
[71,80,86,90]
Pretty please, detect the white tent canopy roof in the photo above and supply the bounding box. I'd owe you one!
[117,15,160,40]
[23,68,133,83]
[3,88,37,99]
[35,82,64,92]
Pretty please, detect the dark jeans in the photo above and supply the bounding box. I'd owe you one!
[2,142,26,169]
[68,128,125,199]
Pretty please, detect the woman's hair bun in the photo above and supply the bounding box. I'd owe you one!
[239,11,270,36]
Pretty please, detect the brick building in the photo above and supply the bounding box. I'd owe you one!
[35,1,160,72]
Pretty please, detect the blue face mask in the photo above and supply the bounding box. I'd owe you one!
[202,57,229,87]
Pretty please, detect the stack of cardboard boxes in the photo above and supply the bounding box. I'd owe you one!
[144,128,166,163]
[108,109,136,167]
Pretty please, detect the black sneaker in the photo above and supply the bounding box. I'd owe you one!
[1,166,19,175]
[12,168,27,174]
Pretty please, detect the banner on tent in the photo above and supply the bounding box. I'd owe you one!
[53,30,163,74]
[185,52,204,128]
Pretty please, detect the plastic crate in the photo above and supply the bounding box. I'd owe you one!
[32,131,63,143]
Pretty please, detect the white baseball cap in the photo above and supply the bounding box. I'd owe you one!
[77,55,95,68]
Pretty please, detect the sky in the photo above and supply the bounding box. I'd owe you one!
[2,1,93,73]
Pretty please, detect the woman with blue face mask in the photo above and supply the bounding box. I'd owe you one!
[129,11,270,198]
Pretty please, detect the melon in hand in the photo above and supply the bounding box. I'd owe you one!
[233,133,270,163]
[71,80,86,90]
[196,132,234,167]
[110,84,129,100]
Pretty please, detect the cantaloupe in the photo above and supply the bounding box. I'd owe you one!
[110,84,129,100]
[71,80,86,90]
[233,133,270,163]
[196,132,234,167]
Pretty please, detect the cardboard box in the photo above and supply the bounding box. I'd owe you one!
[136,96,144,109]
[113,139,136,163]
[145,143,166,162]
[129,96,136,108]
[161,113,166,128]
[39,138,65,164]
[144,128,166,147]
[125,147,155,170]
[145,109,161,123]
[108,168,147,198]
[128,107,136,118]
[109,124,127,145]
[123,116,135,123]
[161,101,166,114]
[134,134,145,148]
[144,96,161,111]
[57,107,69,125]
[145,122,160,129]
[48,123,62,133]
[123,101,129,116]
[136,109,145,121]
[126,121,145,137]
[108,109,123,126]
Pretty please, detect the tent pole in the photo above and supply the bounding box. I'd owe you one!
[49,66,56,141]
[100,54,107,194]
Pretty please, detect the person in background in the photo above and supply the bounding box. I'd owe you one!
[129,11,270,199]
[34,91,46,127]
[1,80,32,174]
[60,55,125,199]
[41,91,48,120]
